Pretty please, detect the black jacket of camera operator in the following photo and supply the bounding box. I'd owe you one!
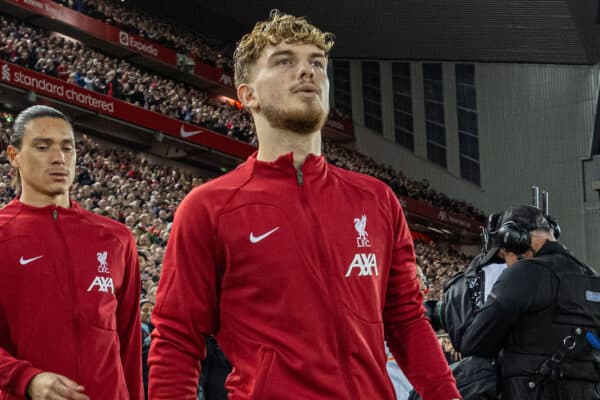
[460,240,600,400]
[416,251,503,400]
[424,249,505,350]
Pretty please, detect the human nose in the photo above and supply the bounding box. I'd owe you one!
[297,60,316,80]
[49,146,66,164]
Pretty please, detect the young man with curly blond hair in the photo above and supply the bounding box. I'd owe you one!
[148,10,461,400]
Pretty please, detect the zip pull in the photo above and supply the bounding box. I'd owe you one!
[296,169,303,186]
[52,210,58,221]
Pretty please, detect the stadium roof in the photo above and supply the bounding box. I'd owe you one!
[178,0,600,65]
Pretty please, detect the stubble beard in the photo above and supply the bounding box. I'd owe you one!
[262,100,328,135]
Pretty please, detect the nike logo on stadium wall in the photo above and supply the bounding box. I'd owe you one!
[180,125,203,138]
[20,255,44,266]
[249,227,280,244]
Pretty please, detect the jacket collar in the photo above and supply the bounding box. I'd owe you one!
[246,151,327,176]
[10,197,83,216]
[534,240,566,257]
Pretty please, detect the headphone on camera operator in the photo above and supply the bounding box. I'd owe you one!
[489,211,560,263]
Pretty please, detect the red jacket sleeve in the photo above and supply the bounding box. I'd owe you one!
[148,192,219,399]
[117,232,144,400]
[0,304,44,397]
[382,189,461,400]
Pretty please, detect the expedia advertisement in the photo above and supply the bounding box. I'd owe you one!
[2,0,177,65]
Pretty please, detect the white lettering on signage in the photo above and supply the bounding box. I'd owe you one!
[14,71,64,95]
[23,0,44,9]
[12,71,115,112]
[2,65,10,81]
[118,31,158,56]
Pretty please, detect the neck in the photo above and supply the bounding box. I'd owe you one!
[20,190,70,208]
[531,234,556,254]
[255,118,322,170]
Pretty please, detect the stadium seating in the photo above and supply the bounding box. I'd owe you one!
[51,0,234,71]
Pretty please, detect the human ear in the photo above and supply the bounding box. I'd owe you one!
[7,145,20,168]
[237,84,258,110]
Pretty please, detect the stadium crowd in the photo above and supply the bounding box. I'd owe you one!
[51,0,234,70]
[0,15,256,144]
[324,143,484,219]
[415,241,471,300]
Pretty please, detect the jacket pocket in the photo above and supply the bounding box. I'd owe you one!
[77,282,118,331]
[253,347,275,399]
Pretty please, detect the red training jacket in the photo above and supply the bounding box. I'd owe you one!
[149,153,460,400]
[0,199,143,400]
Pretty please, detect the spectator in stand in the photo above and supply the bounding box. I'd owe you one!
[140,299,155,400]
[0,116,10,149]
[0,181,10,200]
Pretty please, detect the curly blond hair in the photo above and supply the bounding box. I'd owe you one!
[233,10,335,87]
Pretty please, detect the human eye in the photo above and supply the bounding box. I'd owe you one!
[35,144,48,150]
[277,57,291,65]
[313,60,325,68]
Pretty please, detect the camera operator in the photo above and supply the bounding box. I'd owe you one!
[439,212,507,351]
[460,205,600,399]
[413,213,507,400]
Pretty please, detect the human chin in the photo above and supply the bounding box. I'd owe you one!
[46,183,70,196]
[263,102,327,134]
[49,175,73,193]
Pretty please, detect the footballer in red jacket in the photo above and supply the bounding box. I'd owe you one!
[149,10,461,400]
[0,105,143,400]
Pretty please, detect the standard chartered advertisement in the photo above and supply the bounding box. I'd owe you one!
[0,60,255,158]
[1,62,115,113]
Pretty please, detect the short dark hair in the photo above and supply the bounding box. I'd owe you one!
[9,105,72,192]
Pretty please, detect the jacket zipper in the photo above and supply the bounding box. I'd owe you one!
[295,169,357,397]
[296,169,303,185]
[53,209,82,382]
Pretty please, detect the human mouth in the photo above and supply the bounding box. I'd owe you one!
[296,91,319,99]
[48,171,69,181]
[293,84,320,97]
